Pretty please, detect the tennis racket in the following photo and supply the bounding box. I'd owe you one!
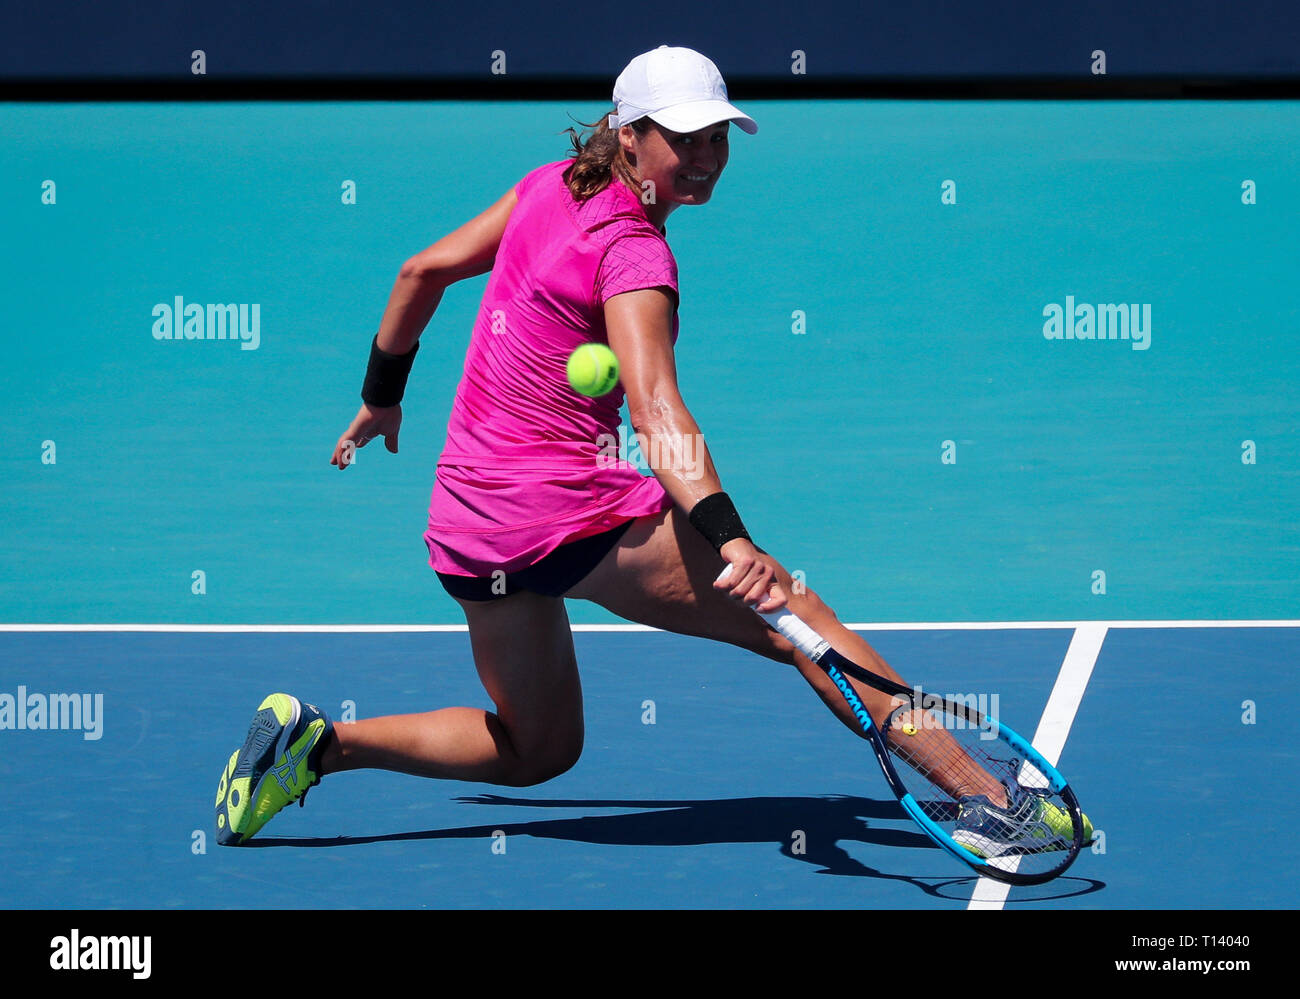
[719,566,1091,885]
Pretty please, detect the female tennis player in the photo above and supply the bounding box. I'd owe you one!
[214,46,1043,853]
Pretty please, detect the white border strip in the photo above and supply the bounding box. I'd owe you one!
[967,623,1108,910]
[0,620,1295,633]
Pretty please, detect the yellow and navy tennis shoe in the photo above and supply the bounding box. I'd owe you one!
[953,786,1094,859]
[215,693,333,846]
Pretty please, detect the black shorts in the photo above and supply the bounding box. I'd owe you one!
[436,520,633,602]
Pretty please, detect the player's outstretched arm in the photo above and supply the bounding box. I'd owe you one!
[332,186,519,468]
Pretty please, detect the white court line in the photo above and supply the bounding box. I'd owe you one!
[0,620,1295,633]
[967,623,1109,910]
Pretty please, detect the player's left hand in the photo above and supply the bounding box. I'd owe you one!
[331,402,403,469]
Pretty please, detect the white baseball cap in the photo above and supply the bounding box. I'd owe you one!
[610,45,757,135]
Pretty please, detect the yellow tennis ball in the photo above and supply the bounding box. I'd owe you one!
[566,343,620,397]
[901,723,918,736]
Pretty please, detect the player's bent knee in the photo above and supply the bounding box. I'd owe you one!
[508,751,582,787]
[506,733,584,787]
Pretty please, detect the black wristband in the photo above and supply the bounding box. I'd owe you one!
[688,492,752,553]
[361,335,419,408]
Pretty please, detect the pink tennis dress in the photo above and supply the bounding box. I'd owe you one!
[425,160,679,578]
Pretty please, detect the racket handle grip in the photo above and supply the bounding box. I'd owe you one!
[715,563,832,662]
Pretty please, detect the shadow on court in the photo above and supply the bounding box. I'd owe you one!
[246,792,1106,901]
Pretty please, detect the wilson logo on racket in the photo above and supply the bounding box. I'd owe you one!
[826,664,872,729]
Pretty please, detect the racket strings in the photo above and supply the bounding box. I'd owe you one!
[883,701,1078,873]
[884,703,1008,804]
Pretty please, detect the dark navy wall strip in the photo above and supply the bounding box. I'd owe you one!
[4,75,1300,102]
